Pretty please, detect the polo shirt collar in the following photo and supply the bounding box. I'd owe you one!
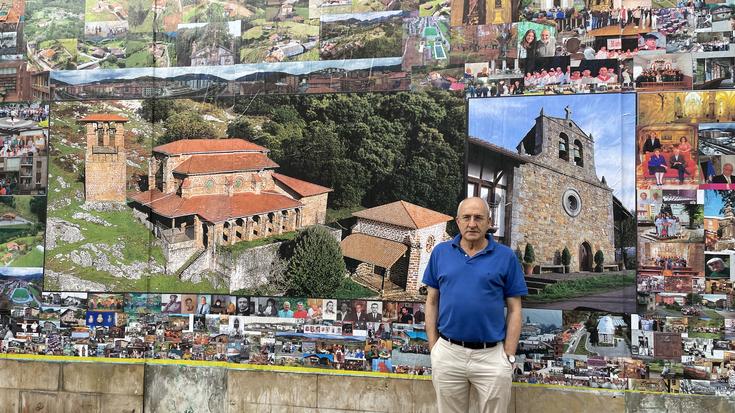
[451,233,496,254]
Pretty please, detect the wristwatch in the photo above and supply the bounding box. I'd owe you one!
[507,354,516,364]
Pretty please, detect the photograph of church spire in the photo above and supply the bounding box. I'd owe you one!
[467,94,637,312]
[130,138,332,274]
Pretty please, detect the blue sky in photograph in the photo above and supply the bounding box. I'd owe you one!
[468,94,636,211]
[705,190,726,217]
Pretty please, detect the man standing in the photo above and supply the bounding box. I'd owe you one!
[366,303,382,323]
[196,296,210,315]
[424,197,527,413]
[536,29,556,57]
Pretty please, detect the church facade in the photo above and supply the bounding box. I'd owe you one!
[468,108,615,272]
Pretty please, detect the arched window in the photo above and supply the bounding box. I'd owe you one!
[559,133,569,161]
[95,122,104,146]
[573,140,583,166]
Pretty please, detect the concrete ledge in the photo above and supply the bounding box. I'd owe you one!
[62,363,144,396]
[0,359,733,413]
[0,360,60,391]
[227,370,318,409]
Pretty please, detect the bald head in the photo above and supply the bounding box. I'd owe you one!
[457,197,491,219]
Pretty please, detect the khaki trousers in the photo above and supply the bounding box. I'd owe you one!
[430,337,513,413]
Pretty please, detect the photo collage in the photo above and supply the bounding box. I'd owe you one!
[634,90,735,397]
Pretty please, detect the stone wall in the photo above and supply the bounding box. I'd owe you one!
[300,192,329,226]
[415,224,448,288]
[84,151,126,203]
[0,359,144,413]
[162,238,199,275]
[180,170,274,198]
[527,115,599,183]
[3,358,734,413]
[512,161,615,270]
[353,219,414,244]
[217,242,285,293]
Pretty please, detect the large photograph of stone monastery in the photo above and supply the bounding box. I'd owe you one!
[44,92,465,300]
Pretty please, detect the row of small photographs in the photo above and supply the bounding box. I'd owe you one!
[41,293,425,324]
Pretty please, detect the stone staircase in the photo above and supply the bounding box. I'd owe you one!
[524,276,558,295]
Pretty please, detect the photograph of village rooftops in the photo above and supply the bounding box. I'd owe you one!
[466,93,637,313]
[43,91,466,300]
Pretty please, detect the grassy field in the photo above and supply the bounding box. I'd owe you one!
[573,333,591,356]
[85,0,124,22]
[419,0,446,17]
[526,272,636,302]
[10,246,45,268]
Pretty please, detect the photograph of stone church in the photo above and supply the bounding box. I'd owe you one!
[467,94,637,313]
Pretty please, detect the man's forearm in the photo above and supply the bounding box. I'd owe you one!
[504,307,522,355]
[426,288,440,349]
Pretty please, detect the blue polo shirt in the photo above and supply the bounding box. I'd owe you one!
[422,234,528,342]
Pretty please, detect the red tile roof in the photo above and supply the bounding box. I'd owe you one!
[173,153,279,175]
[153,139,267,155]
[272,173,332,197]
[79,114,129,122]
[131,189,302,223]
[352,201,452,229]
[341,233,408,268]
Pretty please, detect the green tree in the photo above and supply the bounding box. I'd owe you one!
[686,292,703,306]
[29,196,47,225]
[226,116,257,139]
[0,196,15,208]
[684,204,704,229]
[139,99,176,123]
[160,111,218,144]
[594,250,605,271]
[524,243,535,264]
[285,226,346,297]
[128,0,150,27]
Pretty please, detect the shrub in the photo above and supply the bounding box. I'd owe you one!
[523,243,535,264]
[561,247,571,266]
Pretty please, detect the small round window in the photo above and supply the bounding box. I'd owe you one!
[205,179,215,192]
[562,189,582,217]
[234,178,243,188]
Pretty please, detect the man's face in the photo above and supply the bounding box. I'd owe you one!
[237,298,248,310]
[327,301,334,311]
[355,304,363,313]
[283,302,290,310]
[185,299,193,309]
[725,164,733,175]
[640,193,648,200]
[297,303,304,311]
[456,198,491,243]
[710,260,725,272]
[401,307,409,315]
[599,67,608,76]
[645,38,657,49]
[541,30,550,43]
[341,303,348,312]
[170,295,177,303]
[200,297,206,304]
[371,304,378,313]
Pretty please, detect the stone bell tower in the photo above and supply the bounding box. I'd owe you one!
[79,114,129,203]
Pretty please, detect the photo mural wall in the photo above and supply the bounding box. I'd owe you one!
[0,0,734,399]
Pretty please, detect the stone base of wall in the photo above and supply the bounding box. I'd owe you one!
[3,358,735,413]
